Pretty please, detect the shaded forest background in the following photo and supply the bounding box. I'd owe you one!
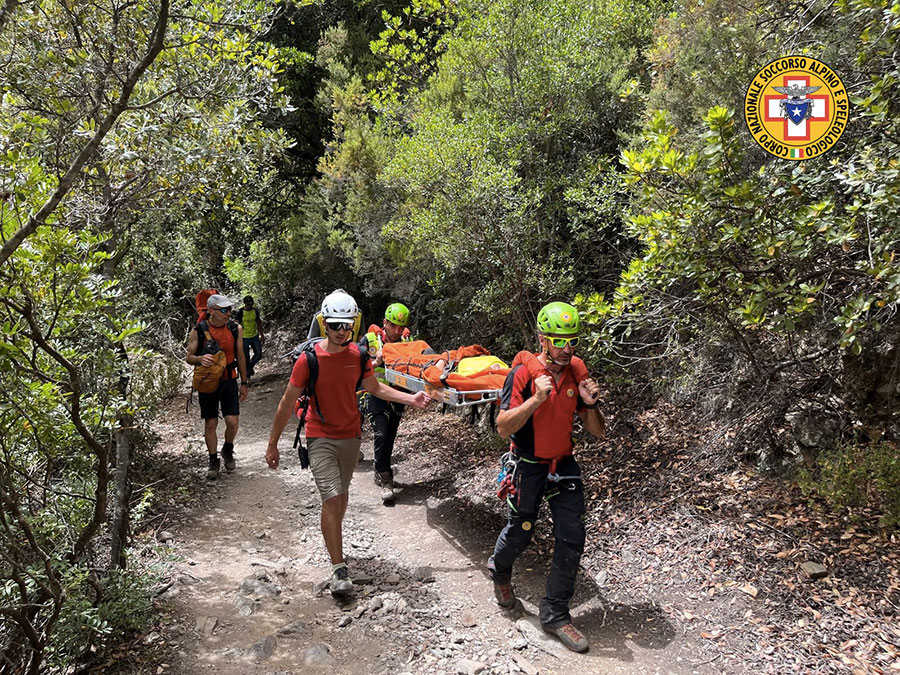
[1,0,898,671]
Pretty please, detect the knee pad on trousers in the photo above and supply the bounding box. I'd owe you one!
[506,516,537,550]
[557,520,586,556]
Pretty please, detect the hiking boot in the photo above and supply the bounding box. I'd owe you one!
[542,622,589,652]
[376,471,395,504]
[221,447,236,472]
[331,566,354,595]
[206,456,220,481]
[493,581,517,609]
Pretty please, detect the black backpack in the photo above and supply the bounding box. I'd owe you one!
[291,338,369,467]
[193,319,240,380]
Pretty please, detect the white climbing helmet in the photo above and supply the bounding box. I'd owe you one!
[321,289,359,321]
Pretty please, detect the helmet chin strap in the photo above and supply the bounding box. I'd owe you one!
[341,339,353,347]
[542,344,557,365]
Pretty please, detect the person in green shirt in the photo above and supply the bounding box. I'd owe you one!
[235,295,265,382]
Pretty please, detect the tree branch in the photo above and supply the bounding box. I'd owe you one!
[0,0,171,267]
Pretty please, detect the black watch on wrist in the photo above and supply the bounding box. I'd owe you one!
[583,400,599,409]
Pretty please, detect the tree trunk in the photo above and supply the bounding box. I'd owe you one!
[109,413,132,571]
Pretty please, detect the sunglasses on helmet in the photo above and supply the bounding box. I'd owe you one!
[326,321,353,332]
[546,335,580,348]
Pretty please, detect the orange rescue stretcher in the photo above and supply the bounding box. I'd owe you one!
[381,341,509,407]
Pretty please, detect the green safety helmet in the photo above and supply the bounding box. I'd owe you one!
[384,302,410,327]
[537,301,581,336]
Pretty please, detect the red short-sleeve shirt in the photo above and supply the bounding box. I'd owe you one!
[500,356,582,461]
[290,342,374,439]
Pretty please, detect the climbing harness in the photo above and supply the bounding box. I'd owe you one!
[495,453,582,501]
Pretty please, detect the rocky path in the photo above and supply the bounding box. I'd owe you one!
[143,372,717,675]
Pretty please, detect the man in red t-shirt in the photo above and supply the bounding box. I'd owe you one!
[266,292,432,596]
[488,302,605,653]
[185,294,249,481]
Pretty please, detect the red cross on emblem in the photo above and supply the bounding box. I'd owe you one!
[764,75,830,141]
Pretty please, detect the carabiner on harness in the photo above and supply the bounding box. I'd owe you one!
[496,451,519,501]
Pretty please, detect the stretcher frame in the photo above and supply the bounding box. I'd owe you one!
[384,367,502,407]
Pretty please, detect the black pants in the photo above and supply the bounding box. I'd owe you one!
[368,394,404,474]
[490,454,585,627]
[243,335,262,377]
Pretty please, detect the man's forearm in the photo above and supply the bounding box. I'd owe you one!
[580,407,606,438]
[496,397,542,438]
[268,396,295,445]
[371,382,411,405]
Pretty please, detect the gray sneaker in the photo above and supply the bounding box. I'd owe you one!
[331,566,353,595]
[206,456,220,481]
[375,471,394,503]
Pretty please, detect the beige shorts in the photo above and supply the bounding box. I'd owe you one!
[307,436,361,501]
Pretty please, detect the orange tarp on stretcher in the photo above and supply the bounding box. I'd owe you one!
[382,342,590,397]
[382,341,506,391]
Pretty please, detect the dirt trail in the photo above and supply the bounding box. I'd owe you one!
[145,370,717,675]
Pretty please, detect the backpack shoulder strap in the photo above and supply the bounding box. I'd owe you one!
[304,342,324,423]
[195,321,213,355]
[511,350,545,380]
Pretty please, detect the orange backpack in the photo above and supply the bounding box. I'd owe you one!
[195,289,218,324]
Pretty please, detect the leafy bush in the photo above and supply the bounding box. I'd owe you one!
[800,442,900,527]
[585,0,900,463]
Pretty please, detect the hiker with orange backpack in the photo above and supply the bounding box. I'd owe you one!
[185,294,249,480]
[265,291,433,596]
[359,302,414,505]
[487,302,605,653]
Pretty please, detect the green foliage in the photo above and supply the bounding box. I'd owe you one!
[0,1,290,670]
[373,0,661,344]
[800,442,900,527]
[45,565,160,671]
[589,0,900,461]
[369,0,459,108]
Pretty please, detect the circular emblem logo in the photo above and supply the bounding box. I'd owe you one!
[522,521,532,531]
[566,388,575,398]
[745,56,848,160]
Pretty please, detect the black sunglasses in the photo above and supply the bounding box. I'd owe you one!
[215,306,233,314]
[326,321,353,332]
